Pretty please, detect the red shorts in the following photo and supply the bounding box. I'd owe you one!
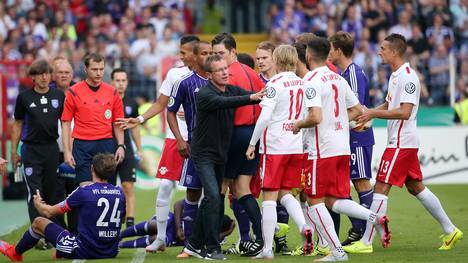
[376,148,422,187]
[156,138,184,181]
[260,154,302,191]
[304,155,350,199]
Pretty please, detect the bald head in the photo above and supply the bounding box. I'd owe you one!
[53,58,73,90]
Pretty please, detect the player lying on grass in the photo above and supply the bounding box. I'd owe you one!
[119,199,236,250]
[0,153,125,261]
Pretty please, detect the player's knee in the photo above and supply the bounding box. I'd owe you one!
[31,217,47,234]
[353,179,372,192]
[406,181,425,196]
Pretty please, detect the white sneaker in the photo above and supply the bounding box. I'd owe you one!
[314,252,348,262]
[252,249,274,260]
[145,237,166,253]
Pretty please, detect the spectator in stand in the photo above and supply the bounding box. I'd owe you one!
[157,26,179,58]
[150,5,169,40]
[307,3,327,37]
[426,13,454,49]
[363,0,389,44]
[341,4,364,45]
[388,10,412,41]
[0,2,15,40]
[271,0,306,44]
[429,45,450,105]
[408,24,431,61]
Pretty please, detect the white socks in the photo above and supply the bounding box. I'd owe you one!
[416,188,455,234]
[332,199,378,224]
[155,179,175,240]
[362,193,388,246]
[280,194,307,232]
[262,201,277,252]
[308,203,344,255]
[303,201,328,247]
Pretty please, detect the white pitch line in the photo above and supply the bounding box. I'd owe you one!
[72,260,86,263]
[131,248,147,263]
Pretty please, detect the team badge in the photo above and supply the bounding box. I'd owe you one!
[305,87,316,99]
[168,97,175,107]
[51,99,59,108]
[266,87,276,98]
[405,82,416,94]
[25,167,33,176]
[186,174,192,184]
[125,106,132,115]
[159,167,168,175]
[104,109,112,119]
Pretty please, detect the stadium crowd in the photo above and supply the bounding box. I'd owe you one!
[0,0,466,108]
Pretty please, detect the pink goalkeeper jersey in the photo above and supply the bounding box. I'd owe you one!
[385,62,420,149]
[302,66,359,160]
[159,66,189,140]
[249,71,305,155]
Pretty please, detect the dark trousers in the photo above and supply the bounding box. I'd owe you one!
[73,138,116,184]
[189,158,225,251]
[21,142,59,223]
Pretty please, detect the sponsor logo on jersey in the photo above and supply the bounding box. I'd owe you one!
[305,87,316,99]
[266,87,276,98]
[405,82,416,94]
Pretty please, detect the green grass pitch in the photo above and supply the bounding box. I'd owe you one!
[1,184,467,262]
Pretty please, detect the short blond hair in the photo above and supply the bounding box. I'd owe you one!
[272,44,298,72]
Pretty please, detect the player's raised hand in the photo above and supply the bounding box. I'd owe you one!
[246,145,256,160]
[116,118,139,130]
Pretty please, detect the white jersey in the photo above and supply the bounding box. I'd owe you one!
[250,71,304,154]
[303,66,359,160]
[160,66,189,140]
[385,63,420,148]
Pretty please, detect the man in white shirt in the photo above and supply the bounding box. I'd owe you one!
[293,37,390,262]
[246,45,312,259]
[344,33,463,253]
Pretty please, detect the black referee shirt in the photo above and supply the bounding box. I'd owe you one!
[14,88,65,143]
[190,81,257,164]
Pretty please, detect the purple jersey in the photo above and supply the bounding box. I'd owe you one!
[259,73,269,84]
[60,183,126,259]
[149,212,181,246]
[167,71,208,141]
[342,63,375,147]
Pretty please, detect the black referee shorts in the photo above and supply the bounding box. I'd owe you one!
[224,125,259,179]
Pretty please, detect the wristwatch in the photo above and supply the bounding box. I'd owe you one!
[117,144,127,151]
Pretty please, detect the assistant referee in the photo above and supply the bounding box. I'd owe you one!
[61,53,125,186]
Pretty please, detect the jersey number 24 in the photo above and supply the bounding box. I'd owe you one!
[97,197,122,227]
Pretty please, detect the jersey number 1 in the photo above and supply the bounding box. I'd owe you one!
[332,84,339,117]
[288,89,304,120]
[97,197,122,227]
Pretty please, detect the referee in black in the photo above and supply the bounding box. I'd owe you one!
[183,54,264,260]
[11,59,65,224]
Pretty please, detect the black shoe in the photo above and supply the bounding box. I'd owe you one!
[205,249,226,260]
[241,240,263,257]
[341,228,363,246]
[274,235,292,255]
[183,241,205,259]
